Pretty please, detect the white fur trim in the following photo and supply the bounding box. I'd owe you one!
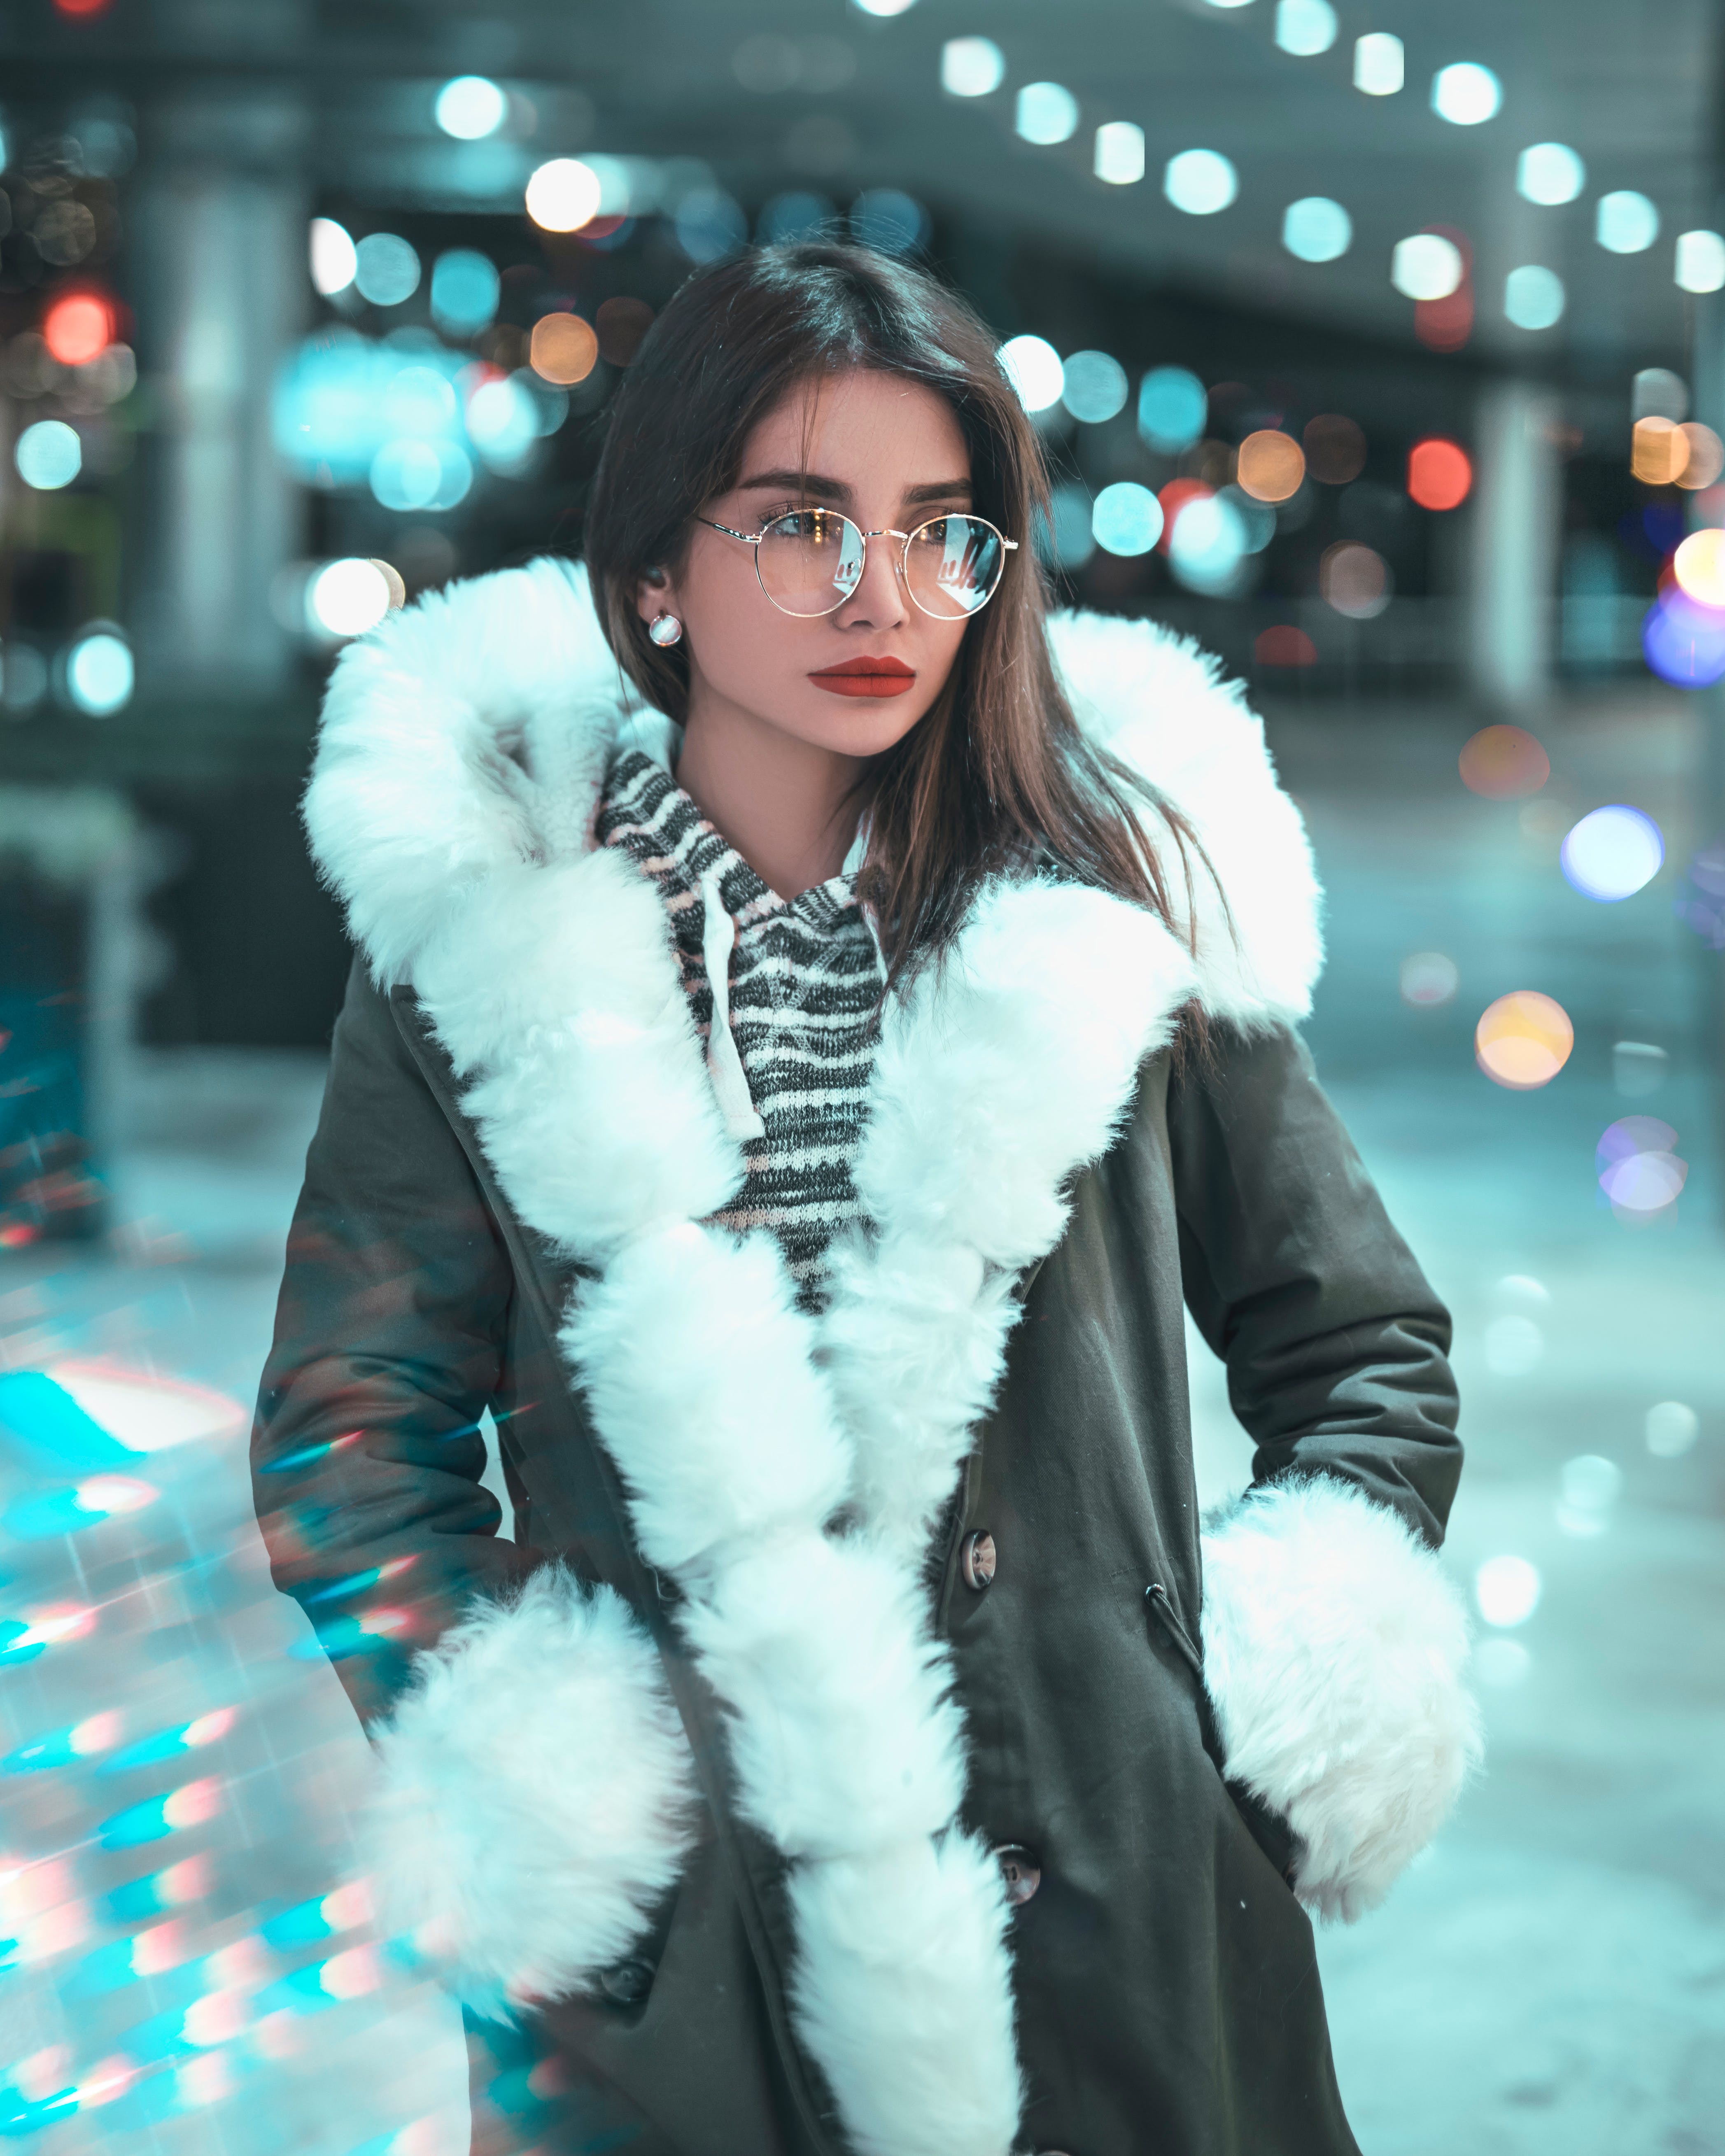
[790,1835,1023,2156]
[1199,1476,1484,1923]
[363,1567,699,2020]
[303,558,1313,2153]
[1048,607,1324,1027]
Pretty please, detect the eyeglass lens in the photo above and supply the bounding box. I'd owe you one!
[755,509,1005,620]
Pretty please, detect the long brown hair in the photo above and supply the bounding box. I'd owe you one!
[582,239,1213,996]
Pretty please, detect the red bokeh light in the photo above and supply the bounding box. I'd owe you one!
[1408,438,1473,511]
[1254,625,1317,668]
[43,289,115,367]
[54,0,113,14]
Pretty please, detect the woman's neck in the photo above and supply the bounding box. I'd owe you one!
[674,689,867,902]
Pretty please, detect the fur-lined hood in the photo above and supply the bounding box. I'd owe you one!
[297,565,1476,2156]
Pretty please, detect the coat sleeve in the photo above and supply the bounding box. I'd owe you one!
[1166,1020,1480,1923]
[252,956,539,1726]
[1166,1018,1460,1546]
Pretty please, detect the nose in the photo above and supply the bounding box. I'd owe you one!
[832,529,907,632]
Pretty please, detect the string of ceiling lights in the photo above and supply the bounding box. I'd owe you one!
[932,14,1725,335]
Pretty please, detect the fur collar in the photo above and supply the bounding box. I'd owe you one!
[305,555,1322,1023]
[305,559,1322,2156]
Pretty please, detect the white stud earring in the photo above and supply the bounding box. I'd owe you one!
[648,610,684,648]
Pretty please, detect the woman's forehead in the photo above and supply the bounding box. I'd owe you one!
[739,368,970,476]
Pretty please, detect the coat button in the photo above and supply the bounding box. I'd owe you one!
[993,1843,1040,1906]
[595,1957,655,2006]
[960,1529,997,1591]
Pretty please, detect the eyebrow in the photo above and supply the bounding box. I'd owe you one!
[736,468,974,506]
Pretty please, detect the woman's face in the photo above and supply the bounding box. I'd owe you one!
[637,368,977,760]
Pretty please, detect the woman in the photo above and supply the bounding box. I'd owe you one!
[254,240,1479,2156]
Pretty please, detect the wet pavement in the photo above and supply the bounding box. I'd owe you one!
[3,684,1721,2151]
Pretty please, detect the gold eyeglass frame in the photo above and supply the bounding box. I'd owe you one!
[695,507,1019,621]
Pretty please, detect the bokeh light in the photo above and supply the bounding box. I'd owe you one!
[1675,422,1724,489]
[429,249,499,335]
[675,188,747,262]
[1475,1554,1541,1627]
[1221,485,1276,552]
[999,334,1064,413]
[1675,228,1725,294]
[1236,430,1305,501]
[1319,541,1391,617]
[1167,490,1249,594]
[1560,804,1664,902]
[353,233,420,308]
[529,312,599,385]
[1392,233,1464,301]
[1400,951,1459,1005]
[1431,63,1502,126]
[1164,149,1238,216]
[1408,437,1472,509]
[65,629,133,716]
[369,438,472,513]
[941,37,1005,96]
[42,291,114,368]
[526,158,601,233]
[1558,1454,1623,1536]
[1673,529,1725,608]
[16,420,82,491]
[1631,415,1689,485]
[308,217,357,297]
[1353,31,1403,95]
[1643,587,1725,685]
[851,189,930,256]
[1475,990,1574,1089]
[1137,366,1207,451]
[1091,482,1163,555]
[1303,413,1366,483]
[1516,142,1585,206]
[1038,482,1096,571]
[434,75,506,140]
[1504,265,1564,329]
[1459,723,1550,798]
[1597,190,1659,254]
[1633,365,1688,420]
[1275,0,1337,57]
[1281,196,1352,262]
[1645,1402,1699,1457]
[1597,1116,1686,1214]
[1255,624,1317,666]
[308,559,392,639]
[1015,82,1079,146]
[1094,122,1146,186]
[1061,349,1128,423]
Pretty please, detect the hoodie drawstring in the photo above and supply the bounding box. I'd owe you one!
[699,865,767,1143]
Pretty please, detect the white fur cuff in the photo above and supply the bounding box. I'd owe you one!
[1199,1475,1483,1923]
[361,1566,699,2018]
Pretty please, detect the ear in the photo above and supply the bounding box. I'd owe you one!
[636,565,681,627]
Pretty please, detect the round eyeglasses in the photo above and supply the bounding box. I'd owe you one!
[696,507,1019,621]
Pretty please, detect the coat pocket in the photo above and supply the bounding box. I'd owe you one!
[1146,1581,1298,1890]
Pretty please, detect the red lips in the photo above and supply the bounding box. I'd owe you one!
[807,655,917,699]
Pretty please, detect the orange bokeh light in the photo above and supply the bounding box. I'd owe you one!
[1632,417,1689,487]
[1459,724,1551,799]
[1408,437,1473,511]
[529,312,599,385]
[42,291,114,368]
[1235,429,1306,502]
[1475,991,1574,1091]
